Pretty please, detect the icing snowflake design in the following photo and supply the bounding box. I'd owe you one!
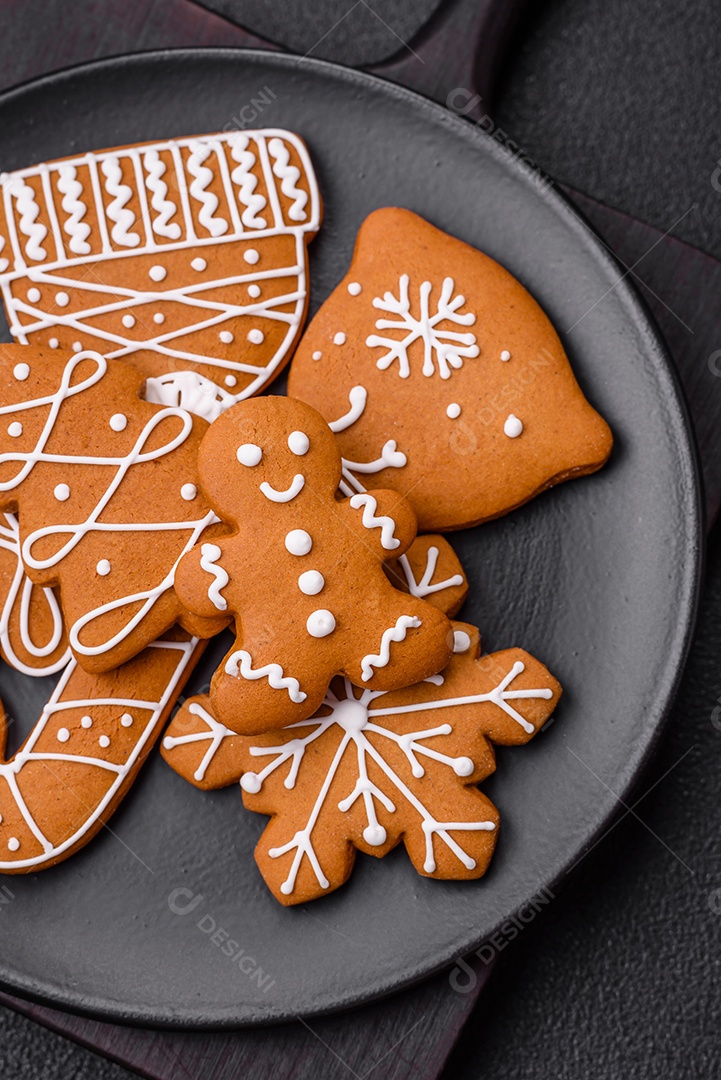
[366,274,479,380]
[162,633,560,904]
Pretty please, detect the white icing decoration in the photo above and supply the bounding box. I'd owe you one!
[144,371,234,425]
[397,544,464,600]
[99,735,110,749]
[100,157,140,247]
[260,473,305,503]
[72,341,82,352]
[229,134,268,229]
[247,329,264,345]
[288,430,309,456]
[55,291,69,306]
[49,338,59,348]
[327,386,409,499]
[298,570,324,595]
[199,542,229,611]
[13,363,29,380]
[224,649,306,703]
[143,149,182,240]
[109,413,127,432]
[312,350,322,361]
[57,164,91,255]
[453,630,472,653]
[366,274,479,379]
[53,483,70,501]
[500,350,511,361]
[96,559,111,576]
[306,609,336,638]
[224,375,237,387]
[334,332,346,345]
[81,715,93,728]
[361,615,422,681]
[191,257,207,271]
[27,287,41,303]
[122,313,135,328]
[446,403,461,419]
[285,529,312,555]
[163,700,236,782]
[57,727,70,743]
[180,483,197,501]
[187,140,228,238]
[7,838,19,852]
[349,493,400,550]
[504,414,523,438]
[0,635,200,870]
[121,712,134,727]
[8,422,21,437]
[0,131,321,402]
[347,282,362,296]
[219,330,234,344]
[268,137,308,222]
[149,264,166,282]
[237,443,262,467]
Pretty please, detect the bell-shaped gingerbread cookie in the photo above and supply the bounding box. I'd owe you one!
[288,207,612,531]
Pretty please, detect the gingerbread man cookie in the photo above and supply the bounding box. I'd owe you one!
[173,395,453,735]
[0,130,321,421]
[0,346,228,672]
[288,207,613,531]
[162,622,561,904]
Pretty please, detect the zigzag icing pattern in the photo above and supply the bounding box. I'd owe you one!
[143,149,181,240]
[100,156,140,248]
[229,135,267,229]
[199,542,229,611]
[224,649,307,703]
[12,180,47,262]
[56,165,91,255]
[349,493,401,550]
[268,137,308,222]
[187,140,228,238]
[360,615,422,681]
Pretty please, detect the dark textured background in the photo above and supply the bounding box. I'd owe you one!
[0,0,720,1076]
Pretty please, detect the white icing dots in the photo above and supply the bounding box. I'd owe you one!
[57,727,70,743]
[312,351,322,361]
[237,444,262,467]
[13,363,29,381]
[363,824,387,846]
[8,422,22,438]
[347,282,362,296]
[453,630,472,653]
[49,338,59,349]
[504,414,524,439]
[153,312,165,325]
[109,413,127,432]
[285,529,312,556]
[500,350,511,362]
[454,757,475,777]
[121,713,134,728]
[54,483,70,502]
[224,375,237,387]
[81,715,93,729]
[99,735,110,749]
[191,257,207,272]
[149,264,167,282]
[298,570,324,595]
[306,609,336,638]
[27,287,41,303]
[55,291,69,307]
[243,248,260,264]
[219,330,234,344]
[248,284,261,298]
[72,341,82,352]
[181,483,197,501]
[288,431,309,456]
[334,332,346,346]
[7,837,19,852]
[240,773,261,794]
[96,559,111,576]
[446,403,461,419]
[122,313,136,328]
[247,329,264,345]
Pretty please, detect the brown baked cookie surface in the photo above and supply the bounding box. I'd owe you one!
[162,621,562,905]
[173,395,454,735]
[0,130,321,420]
[0,346,228,672]
[288,207,612,531]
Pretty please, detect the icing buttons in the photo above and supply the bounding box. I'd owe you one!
[306,609,336,638]
[285,529,312,556]
[298,570,324,595]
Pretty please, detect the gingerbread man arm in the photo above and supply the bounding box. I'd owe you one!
[340,489,417,560]
[175,538,234,622]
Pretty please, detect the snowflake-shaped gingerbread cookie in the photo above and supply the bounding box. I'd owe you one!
[161,621,561,905]
[288,207,613,531]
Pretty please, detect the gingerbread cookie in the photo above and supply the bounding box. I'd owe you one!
[0,346,228,672]
[173,395,453,735]
[0,629,205,872]
[385,533,467,616]
[0,511,69,675]
[0,130,321,421]
[162,621,561,904]
[288,208,613,531]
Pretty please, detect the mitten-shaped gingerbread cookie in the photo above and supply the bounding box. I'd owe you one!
[288,207,613,531]
[0,346,228,672]
[174,396,453,734]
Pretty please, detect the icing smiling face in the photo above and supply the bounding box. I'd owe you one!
[288,207,613,532]
[173,396,454,736]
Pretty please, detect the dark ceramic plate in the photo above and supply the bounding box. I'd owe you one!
[0,49,702,1027]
